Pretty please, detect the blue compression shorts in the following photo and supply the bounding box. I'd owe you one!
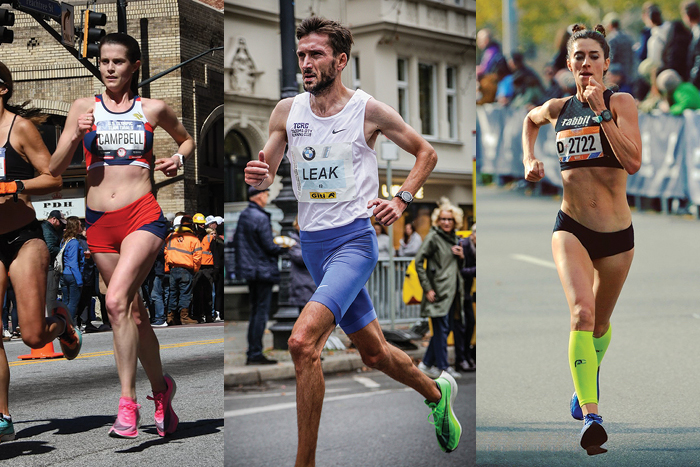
[300,218,378,334]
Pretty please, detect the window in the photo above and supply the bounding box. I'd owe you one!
[224,130,251,202]
[418,63,437,136]
[352,55,361,89]
[397,58,408,121]
[446,66,457,139]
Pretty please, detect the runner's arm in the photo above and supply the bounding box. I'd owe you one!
[522,98,563,182]
[365,99,437,224]
[11,117,62,195]
[603,92,642,174]
[147,99,195,177]
[50,97,94,176]
[244,98,293,190]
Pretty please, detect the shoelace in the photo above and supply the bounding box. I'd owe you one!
[119,401,141,424]
[584,413,603,424]
[425,401,442,426]
[147,392,166,416]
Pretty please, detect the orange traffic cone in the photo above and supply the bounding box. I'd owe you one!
[18,341,63,360]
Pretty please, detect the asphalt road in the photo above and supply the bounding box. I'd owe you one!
[0,323,224,466]
[226,369,475,466]
[477,185,700,466]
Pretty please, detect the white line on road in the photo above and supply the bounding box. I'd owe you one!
[224,388,350,400]
[693,314,700,319]
[353,376,381,388]
[224,388,412,418]
[511,254,556,270]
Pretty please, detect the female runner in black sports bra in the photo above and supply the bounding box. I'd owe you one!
[522,24,642,456]
[0,61,82,443]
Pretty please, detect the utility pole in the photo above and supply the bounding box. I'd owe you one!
[117,0,127,34]
[269,0,300,350]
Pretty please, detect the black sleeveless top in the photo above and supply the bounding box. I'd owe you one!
[1,115,34,181]
[554,89,623,171]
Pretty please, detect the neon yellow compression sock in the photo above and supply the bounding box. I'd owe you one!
[593,324,611,366]
[569,331,598,406]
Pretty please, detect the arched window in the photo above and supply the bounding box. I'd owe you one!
[224,129,251,202]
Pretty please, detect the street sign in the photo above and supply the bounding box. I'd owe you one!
[60,3,74,46]
[18,0,62,20]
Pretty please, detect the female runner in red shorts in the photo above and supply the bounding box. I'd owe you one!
[50,33,194,439]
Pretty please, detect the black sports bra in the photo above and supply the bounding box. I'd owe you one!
[1,115,34,181]
[554,89,623,171]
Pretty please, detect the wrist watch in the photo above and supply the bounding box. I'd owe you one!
[173,153,185,168]
[592,109,612,124]
[15,180,24,193]
[395,191,413,205]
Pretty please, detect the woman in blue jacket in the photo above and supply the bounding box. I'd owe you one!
[60,216,84,321]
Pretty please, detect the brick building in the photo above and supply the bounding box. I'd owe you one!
[2,0,224,218]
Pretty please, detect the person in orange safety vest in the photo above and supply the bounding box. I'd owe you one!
[164,215,201,325]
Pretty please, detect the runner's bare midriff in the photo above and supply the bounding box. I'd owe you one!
[0,195,38,234]
[86,164,152,212]
[561,166,631,232]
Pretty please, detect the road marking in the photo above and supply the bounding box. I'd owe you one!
[225,388,350,400]
[225,387,412,418]
[693,314,700,319]
[353,376,380,388]
[8,338,223,367]
[511,254,556,270]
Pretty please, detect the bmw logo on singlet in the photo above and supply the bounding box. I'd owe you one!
[302,147,316,161]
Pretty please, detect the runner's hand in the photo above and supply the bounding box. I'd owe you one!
[583,77,605,114]
[245,151,269,187]
[154,156,179,177]
[0,181,20,195]
[368,197,404,225]
[76,107,94,139]
[524,158,545,182]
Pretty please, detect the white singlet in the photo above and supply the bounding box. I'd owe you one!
[285,90,378,232]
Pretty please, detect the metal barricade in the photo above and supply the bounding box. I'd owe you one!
[366,257,422,325]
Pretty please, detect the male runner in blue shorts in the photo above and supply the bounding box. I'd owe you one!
[244,16,462,467]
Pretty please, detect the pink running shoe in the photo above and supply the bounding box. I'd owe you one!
[148,373,178,436]
[108,397,141,438]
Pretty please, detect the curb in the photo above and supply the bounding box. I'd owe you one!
[224,347,453,386]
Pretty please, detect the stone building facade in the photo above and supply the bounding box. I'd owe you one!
[2,0,224,218]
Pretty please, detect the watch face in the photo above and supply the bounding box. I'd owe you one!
[401,192,412,202]
[601,110,612,121]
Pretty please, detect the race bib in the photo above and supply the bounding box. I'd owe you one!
[289,142,356,203]
[556,126,603,163]
[96,120,146,160]
[0,147,5,180]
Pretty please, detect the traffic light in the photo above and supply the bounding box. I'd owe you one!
[0,9,14,44]
[81,10,106,58]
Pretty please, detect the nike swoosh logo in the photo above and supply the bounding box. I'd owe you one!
[332,129,346,134]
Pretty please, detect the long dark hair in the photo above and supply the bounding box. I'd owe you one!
[0,61,47,126]
[99,33,141,97]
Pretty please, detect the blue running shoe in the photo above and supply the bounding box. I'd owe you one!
[0,417,15,442]
[580,413,607,456]
[571,368,600,421]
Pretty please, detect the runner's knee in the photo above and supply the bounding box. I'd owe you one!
[360,342,389,369]
[105,290,130,322]
[570,303,595,330]
[288,331,319,364]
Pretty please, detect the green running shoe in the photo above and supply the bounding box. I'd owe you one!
[0,416,15,442]
[425,370,462,453]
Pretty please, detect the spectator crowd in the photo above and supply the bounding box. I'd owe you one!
[477,2,700,116]
[2,208,225,341]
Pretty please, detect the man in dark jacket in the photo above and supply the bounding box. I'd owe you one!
[42,210,65,309]
[233,187,287,365]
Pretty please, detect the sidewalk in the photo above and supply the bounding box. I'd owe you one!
[224,320,454,386]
